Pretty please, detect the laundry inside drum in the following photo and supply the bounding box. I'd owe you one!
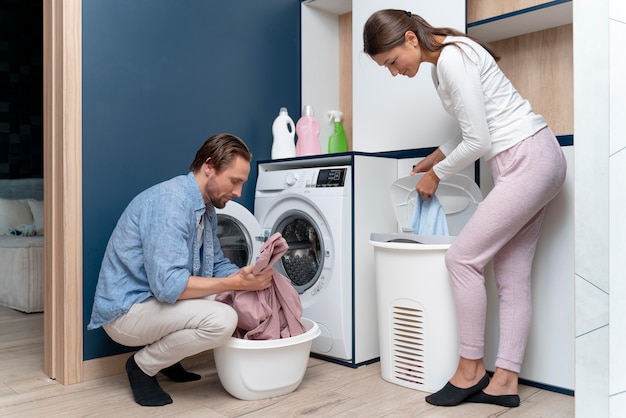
[280,217,323,293]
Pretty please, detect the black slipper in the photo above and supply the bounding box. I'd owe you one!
[465,390,520,407]
[425,373,490,406]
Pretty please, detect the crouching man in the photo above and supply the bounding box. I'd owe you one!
[88,133,273,406]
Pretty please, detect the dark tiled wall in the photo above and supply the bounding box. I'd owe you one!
[0,0,43,179]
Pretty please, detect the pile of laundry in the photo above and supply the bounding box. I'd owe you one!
[216,232,306,340]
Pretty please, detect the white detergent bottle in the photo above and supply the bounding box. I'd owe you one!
[271,107,296,160]
[295,104,321,156]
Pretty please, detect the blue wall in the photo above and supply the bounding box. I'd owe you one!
[82,0,301,360]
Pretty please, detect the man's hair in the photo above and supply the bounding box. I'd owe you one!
[189,133,252,173]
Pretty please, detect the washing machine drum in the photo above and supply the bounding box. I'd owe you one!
[391,173,483,236]
[215,201,263,268]
[272,211,323,294]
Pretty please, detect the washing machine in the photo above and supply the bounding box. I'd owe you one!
[255,161,352,360]
[216,154,398,367]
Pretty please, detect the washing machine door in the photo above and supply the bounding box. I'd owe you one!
[215,201,263,268]
[257,195,332,296]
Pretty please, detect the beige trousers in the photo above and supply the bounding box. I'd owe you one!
[103,297,237,376]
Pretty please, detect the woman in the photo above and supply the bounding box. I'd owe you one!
[363,9,566,408]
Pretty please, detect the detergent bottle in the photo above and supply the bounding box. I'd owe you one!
[295,104,321,156]
[327,110,348,153]
[271,107,296,159]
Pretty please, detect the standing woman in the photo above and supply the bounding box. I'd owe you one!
[363,9,566,408]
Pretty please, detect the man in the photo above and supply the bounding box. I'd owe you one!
[88,133,273,407]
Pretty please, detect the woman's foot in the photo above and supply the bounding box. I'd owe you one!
[483,367,519,396]
[425,372,489,406]
[465,391,520,407]
[465,367,521,407]
[425,357,490,406]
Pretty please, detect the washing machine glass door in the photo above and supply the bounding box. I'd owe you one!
[273,210,324,294]
[215,201,262,268]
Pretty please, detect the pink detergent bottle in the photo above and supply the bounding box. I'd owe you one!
[295,104,321,156]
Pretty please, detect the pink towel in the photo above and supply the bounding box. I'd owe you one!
[216,232,306,340]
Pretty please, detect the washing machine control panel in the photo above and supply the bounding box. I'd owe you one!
[315,168,347,187]
[284,172,298,186]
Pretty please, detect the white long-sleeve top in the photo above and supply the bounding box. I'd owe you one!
[431,36,547,180]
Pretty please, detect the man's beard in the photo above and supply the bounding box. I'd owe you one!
[211,195,228,209]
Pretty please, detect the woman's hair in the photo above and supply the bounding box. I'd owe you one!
[363,9,499,61]
[189,132,252,173]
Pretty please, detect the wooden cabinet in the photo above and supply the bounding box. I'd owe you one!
[467,0,573,135]
[467,0,572,42]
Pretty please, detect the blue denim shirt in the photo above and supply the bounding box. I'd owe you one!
[88,172,239,329]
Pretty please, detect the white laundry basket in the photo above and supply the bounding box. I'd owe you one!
[214,317,320,400]
[370,236,459,393]
[369,173,483,393]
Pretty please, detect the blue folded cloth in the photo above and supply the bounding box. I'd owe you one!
[410,195,449,236]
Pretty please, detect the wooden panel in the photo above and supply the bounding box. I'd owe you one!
[43,0,84,385]
[339,12,352,151]
[467,1,572,43]
[467,0,553,23]
[83,352,135,381]
[492,24,573,135]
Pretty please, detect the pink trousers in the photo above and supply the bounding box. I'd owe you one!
[444,127,567,373]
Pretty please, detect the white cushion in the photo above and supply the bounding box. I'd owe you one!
[0,198,34,235]
[27,199,44,235]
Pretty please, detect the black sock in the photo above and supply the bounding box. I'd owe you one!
[125,355,173,407]
[160,362,201,382]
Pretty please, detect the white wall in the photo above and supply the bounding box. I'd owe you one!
[574,0,626,415]
[608,0,626,414]
[351,0,464,152]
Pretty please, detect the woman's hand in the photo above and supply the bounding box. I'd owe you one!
[411,148,446,175]
[415,169,440,201]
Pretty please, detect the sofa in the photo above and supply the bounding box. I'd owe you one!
[0,178,44,313]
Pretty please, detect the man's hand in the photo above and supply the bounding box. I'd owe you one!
[230,265,274,291]
[178,266,273,300]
